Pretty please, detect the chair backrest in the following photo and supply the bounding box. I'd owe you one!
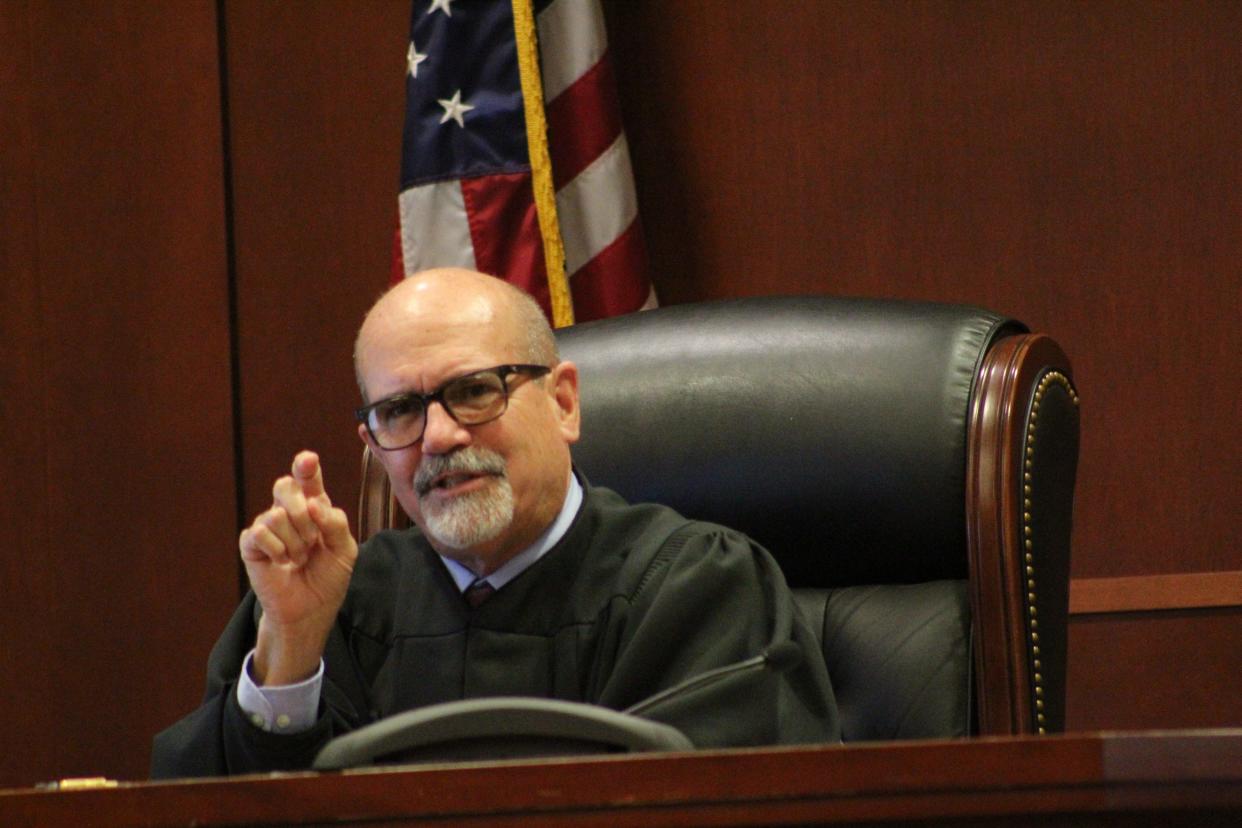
[358,295,1080,740]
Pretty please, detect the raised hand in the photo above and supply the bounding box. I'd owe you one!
[238,451,358,685]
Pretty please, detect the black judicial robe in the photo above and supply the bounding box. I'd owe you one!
[150,480,840,777]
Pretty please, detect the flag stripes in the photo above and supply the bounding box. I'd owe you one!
[396,0,653,322]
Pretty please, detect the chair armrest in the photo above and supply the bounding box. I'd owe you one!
[968,333,1080,735]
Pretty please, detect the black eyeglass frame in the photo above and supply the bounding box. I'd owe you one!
[355,363,552,451]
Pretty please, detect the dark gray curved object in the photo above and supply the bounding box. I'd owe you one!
[312,697,693,770]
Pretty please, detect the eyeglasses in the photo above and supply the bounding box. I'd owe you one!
[356,364,551,451]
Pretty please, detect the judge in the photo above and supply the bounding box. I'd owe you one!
[151,268,840,777]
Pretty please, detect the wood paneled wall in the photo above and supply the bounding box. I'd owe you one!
[1,0,1236,787]
[221,1,407,533]
[608,0,1241,576]
[0,0,409,788]
[603,0,1241,731]
[1,1,240,786]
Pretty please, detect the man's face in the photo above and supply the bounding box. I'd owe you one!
[356,292,579,573]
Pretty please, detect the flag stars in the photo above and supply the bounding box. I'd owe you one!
[437,89,474,127]
[427,0,453,16]
[407,41,428,79]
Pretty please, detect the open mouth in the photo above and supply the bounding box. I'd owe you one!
[418,470,498,498]
[414,448,508,498]
[431,472,485,491]
[433,473,475,490]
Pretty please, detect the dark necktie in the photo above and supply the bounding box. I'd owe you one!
[464,579,495,608]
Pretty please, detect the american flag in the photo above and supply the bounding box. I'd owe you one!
[396,0,654,325]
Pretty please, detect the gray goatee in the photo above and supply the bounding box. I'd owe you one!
[414,447,514,550]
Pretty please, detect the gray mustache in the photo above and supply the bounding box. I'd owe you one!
[414,448,507,496]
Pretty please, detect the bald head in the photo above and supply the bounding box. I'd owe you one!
[352,268,582,572]
[354,269,558,401]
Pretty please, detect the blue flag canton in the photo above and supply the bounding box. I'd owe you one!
[401,0,531,189]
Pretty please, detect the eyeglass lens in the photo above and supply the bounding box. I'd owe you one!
[367,370,509,448]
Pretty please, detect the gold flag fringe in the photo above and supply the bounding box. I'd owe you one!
[512,0,574,328]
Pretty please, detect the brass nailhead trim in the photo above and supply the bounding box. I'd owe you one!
[1024,370,1079,736]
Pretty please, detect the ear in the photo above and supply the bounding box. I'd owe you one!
[549,360,581,444]
[359,422,405,490]
[358,423,391,468]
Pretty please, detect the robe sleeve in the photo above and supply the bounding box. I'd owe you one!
[149,592,375,779]
[592,523,841,748]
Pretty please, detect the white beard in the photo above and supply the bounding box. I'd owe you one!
[415,447,515,550]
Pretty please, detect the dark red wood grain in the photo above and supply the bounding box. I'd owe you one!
[3,732,1240,827]
[0,0,239,787]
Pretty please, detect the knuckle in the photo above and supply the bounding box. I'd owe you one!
[272,475,296,500]
[251,523,277,548]
[258,506,286,529]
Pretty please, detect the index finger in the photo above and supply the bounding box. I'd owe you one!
[291,450,327,498]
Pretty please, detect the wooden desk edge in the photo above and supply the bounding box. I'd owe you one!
[3,730,1241,827]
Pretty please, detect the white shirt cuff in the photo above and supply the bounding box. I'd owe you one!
[235,649,323,733]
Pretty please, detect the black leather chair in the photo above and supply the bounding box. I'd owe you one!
[358,295,1080,741]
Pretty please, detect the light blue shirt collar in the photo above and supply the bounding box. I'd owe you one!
[440,471,583,593]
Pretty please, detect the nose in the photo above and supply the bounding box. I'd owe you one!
[419,400,472,455]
